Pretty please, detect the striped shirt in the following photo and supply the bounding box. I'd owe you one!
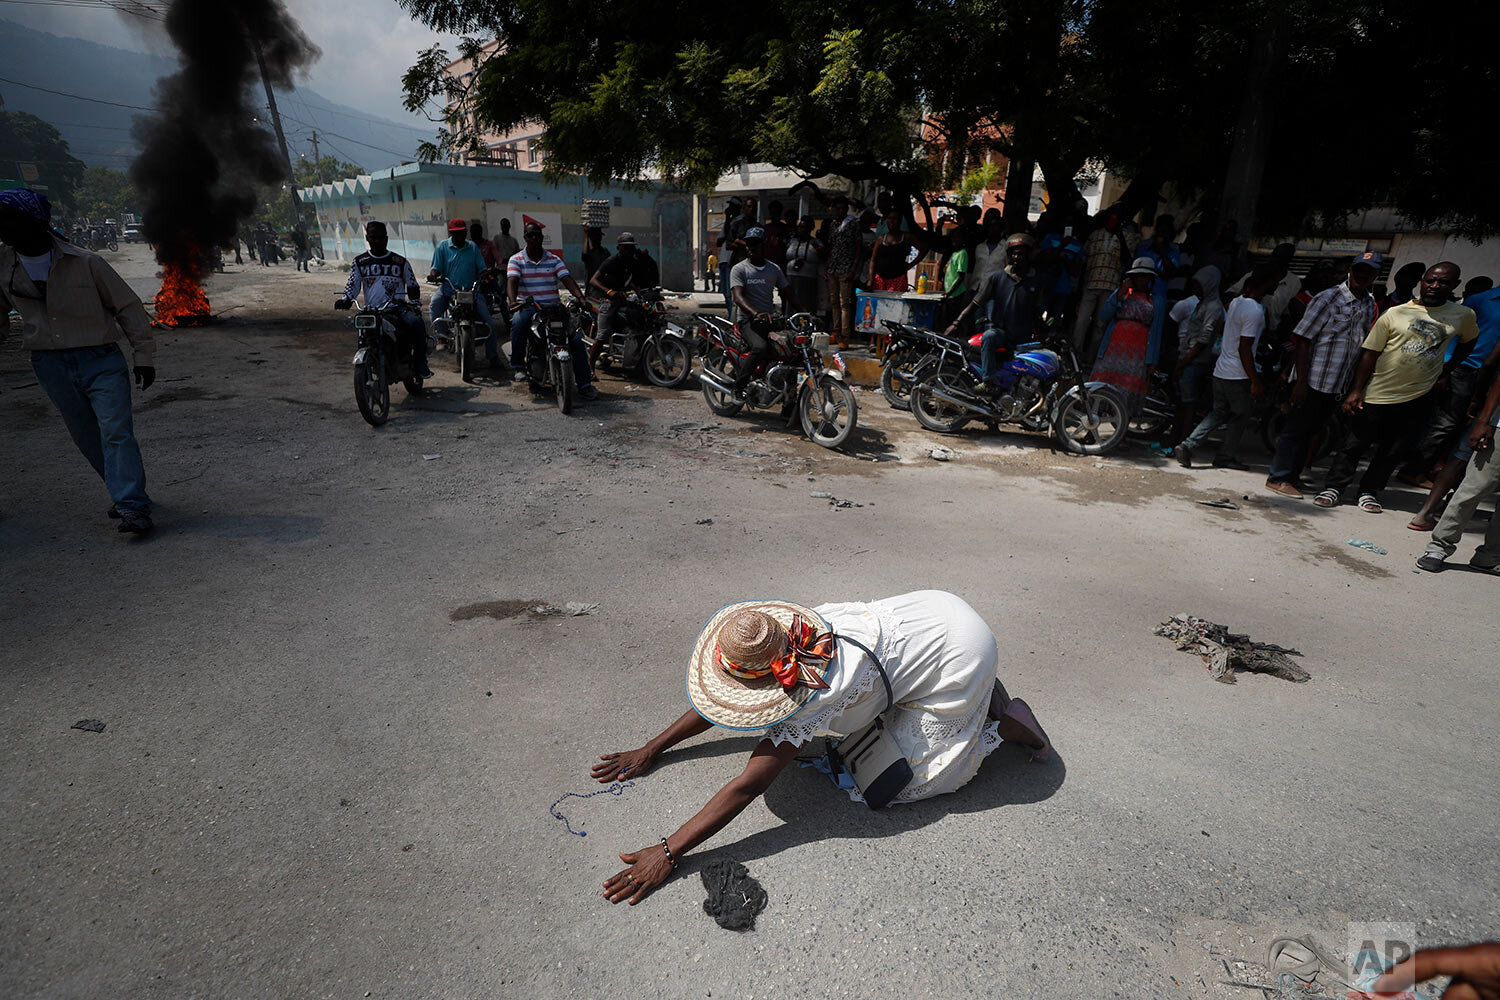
[1292,281,1377,395]
[506,249,571,305]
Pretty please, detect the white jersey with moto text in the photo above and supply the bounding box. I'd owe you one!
[343,250,418,310]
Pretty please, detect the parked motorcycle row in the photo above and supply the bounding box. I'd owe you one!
[345,292,1153,459]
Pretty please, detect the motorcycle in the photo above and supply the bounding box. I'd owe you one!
[906,326,1129,455]
[582,287,695,388]
[695,312,858,450]
[520,296,581,414]
[432,279,488,384]
[1129,368,1174,440]
[346,302,425,426]
[877,320,949,411]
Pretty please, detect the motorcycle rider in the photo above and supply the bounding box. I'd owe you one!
[335,221,433,379]
[587,232,646,367]
[505,221,599,400]
[427,218,496,363]
[729,226,804,400]
[944,232,1043,391]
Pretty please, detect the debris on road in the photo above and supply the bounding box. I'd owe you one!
[421,453,441,461]
[1154,614,1310,684]
[929,446,955,462]
[71,719,106,733]
[700,860,767,931]
[530,601,599,617]
[695,518,714,525]
[810,491,833,499]
[1196,498,1241,510]
[1346,538,1388,555]
[811,491,863,509]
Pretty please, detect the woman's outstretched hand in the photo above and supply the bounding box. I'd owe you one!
[603,844,675,905]
[591,747,655,783]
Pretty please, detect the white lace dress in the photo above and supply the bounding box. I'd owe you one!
[765,590,1004,804]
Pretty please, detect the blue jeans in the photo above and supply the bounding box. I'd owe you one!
[430,281,494,358]
[720,262,734,314]
[31,344,150,514]
[510,304,592,385]
[978,325,1008,383]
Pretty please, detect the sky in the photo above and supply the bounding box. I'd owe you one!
[1,0,466,129]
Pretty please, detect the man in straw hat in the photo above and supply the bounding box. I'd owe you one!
[592,590,1050,905]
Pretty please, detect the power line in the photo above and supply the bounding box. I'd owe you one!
[0,75,157,111]
[0,0,165,19]
[277,110,417,160]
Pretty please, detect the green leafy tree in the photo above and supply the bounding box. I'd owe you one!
[397,0,1500,238]
[72,167,141,221]
[293,155,363,187]
[0,111,86,210]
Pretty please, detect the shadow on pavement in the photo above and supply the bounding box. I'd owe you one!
[686,742,1067,870]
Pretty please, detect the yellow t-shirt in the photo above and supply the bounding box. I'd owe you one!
[707,254,719,270]
[1361,299,1479,405]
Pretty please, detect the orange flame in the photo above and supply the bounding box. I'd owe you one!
[152,253,211,327]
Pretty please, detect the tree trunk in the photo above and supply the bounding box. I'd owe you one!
[1214,19,1286,238]
[1002,149,1035,233]
[1039,156,1085,220]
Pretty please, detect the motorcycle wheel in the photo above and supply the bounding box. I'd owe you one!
[554,356,576,414]
[1128,390,1172,438]
[1054,388,1128,455]
[354,351,390,426]
[458,322,474,383]
[799,377,858,450]
[879,347,923,411]
[700,348,743,417]
[908,365,972,433]
[643,338,692,389]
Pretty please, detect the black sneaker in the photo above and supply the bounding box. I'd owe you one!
[1174,444,1192,468]
[580,384,600,401]
[420,366,435,379]
[106,506,121,519]
[1415,554,1447,573]
[117,511,153,535]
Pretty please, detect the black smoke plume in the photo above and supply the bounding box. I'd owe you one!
[131,0,319,268]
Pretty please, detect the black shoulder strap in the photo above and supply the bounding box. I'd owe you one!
[833,633,893,715]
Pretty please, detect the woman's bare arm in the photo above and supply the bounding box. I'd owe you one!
[604,738,802,904]
[591,709,712,783]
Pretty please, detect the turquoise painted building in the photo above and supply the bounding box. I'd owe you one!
[298,161,694,288]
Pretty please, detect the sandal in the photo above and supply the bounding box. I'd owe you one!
[998,698,1051,762]
[1358,493,1383,513]
[1313,489,1340,508]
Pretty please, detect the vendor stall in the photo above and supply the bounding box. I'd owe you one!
[855,290,945,334]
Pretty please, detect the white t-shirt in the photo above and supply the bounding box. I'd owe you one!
[18,251,54,283]
[1170,295,1197,342]
[1213,295,1266,380]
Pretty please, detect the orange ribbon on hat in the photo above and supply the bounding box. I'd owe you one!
[717,614,834,692]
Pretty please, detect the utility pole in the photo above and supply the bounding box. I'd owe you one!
[1216,20,1285,241]
[310,131,322,183]
[252,36,301,228]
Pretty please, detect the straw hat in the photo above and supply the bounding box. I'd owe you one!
[687,601,835,730]
[1125,256,1159,277]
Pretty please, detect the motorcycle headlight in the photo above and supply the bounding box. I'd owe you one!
[354,315,377,329]
[811,332,831,351]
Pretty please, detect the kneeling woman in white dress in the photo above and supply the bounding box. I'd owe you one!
[593,590,1050,905]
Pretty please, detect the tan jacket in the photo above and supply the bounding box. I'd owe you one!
[0,237,155,365]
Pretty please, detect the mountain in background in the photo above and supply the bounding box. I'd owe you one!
[0,19,434,177]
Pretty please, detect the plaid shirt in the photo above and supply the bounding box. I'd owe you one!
[1082,227,1127,291]
[1293,281,1377,394]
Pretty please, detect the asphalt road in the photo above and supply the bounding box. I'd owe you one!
[3,246,1497,999]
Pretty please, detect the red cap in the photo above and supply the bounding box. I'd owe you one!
[447,218,467,232]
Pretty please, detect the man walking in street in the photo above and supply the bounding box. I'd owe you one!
[1264,251,1382,498]
[0,189,156,534]
[1174,266,1279,470]
[1416,355,1500,573]
[1314,262,1478,512]
[1075,208,1128,358]
[291,224,310,272]
[492,217,521,265]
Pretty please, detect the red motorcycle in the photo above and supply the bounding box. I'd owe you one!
[694,312,858,450]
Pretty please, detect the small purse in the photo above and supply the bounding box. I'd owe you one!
[825,635,912,810]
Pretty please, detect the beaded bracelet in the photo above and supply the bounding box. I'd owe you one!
[660,837,677,868]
